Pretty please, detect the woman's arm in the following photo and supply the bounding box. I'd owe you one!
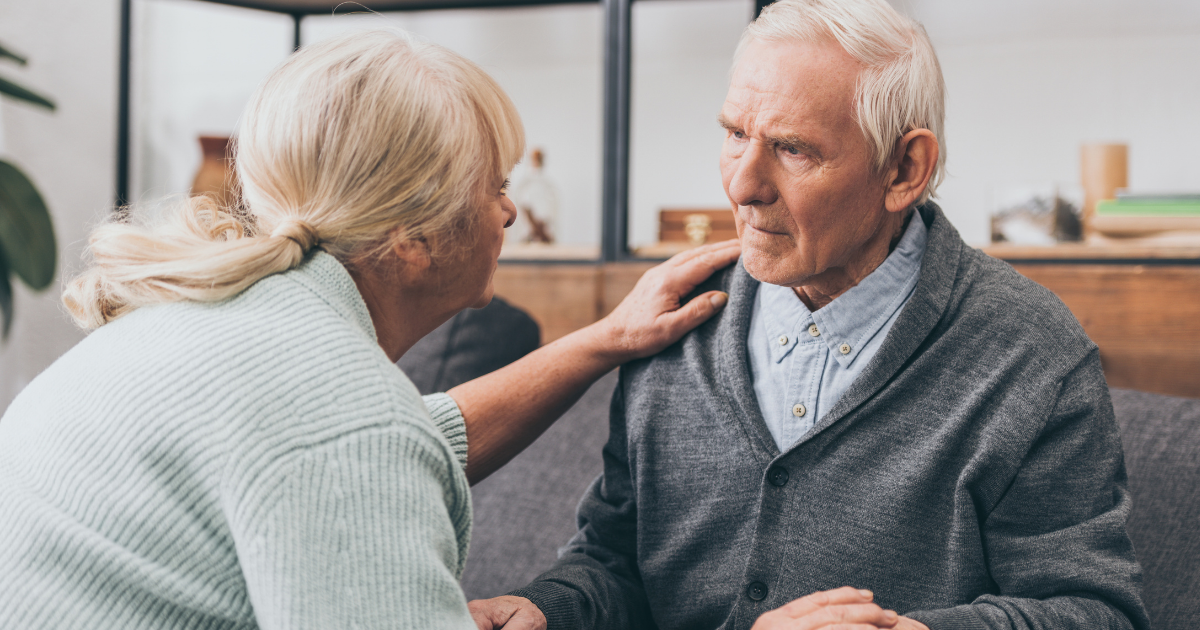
[233,425,477,630]
[447,240,739,485]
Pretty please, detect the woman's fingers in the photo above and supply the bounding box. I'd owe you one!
[662,238,741,270]
[664,241,742,292]
[593,241,739,362]
[635,240,739,313]
[653,290,728,341]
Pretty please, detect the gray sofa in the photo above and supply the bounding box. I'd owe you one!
[399,303,1199,629]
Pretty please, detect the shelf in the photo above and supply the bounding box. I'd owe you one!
[982,243,1200,263]
[499,243,599,262]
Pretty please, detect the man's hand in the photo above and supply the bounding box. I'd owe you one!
[468,596,547,630]
[751,586,930,630]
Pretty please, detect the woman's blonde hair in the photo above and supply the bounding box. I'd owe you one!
[64,29,525,329]
[739,0,945,203]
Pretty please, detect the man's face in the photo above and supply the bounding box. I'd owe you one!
[719,38,892,288]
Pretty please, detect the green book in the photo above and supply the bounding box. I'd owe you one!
[1096,199,1200,216]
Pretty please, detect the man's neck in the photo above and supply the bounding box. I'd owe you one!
[793,208,913,311]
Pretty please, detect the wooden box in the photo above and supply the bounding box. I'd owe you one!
[659,209,738,244]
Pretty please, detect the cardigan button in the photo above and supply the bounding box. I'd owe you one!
[767,466,790,487]
[746,581,768,601]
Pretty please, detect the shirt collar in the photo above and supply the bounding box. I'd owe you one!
[757,212,928,367]
[758,278,811,363]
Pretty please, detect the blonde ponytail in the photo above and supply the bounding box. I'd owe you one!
[62,196,318,328]
[63,29,524,329]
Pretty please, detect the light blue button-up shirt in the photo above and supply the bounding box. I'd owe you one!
[747,214,928,452]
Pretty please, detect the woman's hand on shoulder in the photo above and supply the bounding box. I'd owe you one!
[592,239,740,363]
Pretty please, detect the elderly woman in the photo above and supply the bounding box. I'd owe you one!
[0,31,736,629]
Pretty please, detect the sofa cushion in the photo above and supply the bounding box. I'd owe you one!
[1110,388,1200,630]
[460,371,616,601]
[397,297,541,395]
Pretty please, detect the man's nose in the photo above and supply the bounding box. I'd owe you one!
[726,141,778,208]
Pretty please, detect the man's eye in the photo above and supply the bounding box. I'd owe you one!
[733,131,745,139]
[784,146,800,155]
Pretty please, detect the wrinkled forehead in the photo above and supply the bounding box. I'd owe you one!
[723,38,861,133]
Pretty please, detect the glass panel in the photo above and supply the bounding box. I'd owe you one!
[628,0,753,257]
[304,6,605,260]
[131,0,292,204]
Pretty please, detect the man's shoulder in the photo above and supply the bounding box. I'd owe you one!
[951,245,1094,354]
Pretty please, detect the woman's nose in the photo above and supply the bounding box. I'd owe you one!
[501,195,517,229]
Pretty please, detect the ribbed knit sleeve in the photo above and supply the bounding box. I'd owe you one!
[423,393,469,472]
[229,423,475,630]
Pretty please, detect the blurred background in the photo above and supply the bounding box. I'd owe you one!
[1,0,1198,409]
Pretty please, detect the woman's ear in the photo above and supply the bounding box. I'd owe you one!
[884,129,939,213]
[389,231,434,277]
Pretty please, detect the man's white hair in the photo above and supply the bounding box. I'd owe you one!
[739,0,946,204]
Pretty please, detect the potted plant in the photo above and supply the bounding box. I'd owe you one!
[0,41,56,338]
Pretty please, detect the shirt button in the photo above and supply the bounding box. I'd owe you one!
[839,343,852,355]
[792,403,806,417]
[808,324,820,337]
[777,335,788,346]
[746,581,768,601]
[767,466,789,487]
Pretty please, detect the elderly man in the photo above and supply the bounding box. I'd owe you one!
[470,1,1147,629]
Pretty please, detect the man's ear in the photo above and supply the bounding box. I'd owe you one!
[884,129,939,213]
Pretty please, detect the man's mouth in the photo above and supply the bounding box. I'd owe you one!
[737,207,788,236]
[743,222,787,236]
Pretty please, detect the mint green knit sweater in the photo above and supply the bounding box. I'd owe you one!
[0,252,476,629]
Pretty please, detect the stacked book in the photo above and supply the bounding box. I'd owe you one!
[1091,193,1200,245]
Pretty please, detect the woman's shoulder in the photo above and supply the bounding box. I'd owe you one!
[63,252,434,451]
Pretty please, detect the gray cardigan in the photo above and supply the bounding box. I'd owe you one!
[511,204,1148,630]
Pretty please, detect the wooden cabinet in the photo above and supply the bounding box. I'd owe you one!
[495,245,1200,398]
[493,262,654,344]
[985,245,1200,398]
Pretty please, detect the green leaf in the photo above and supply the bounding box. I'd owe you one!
[0,75,54,111]
[0,160,57,290]
[0,43,28,66]
[0,249,12,340]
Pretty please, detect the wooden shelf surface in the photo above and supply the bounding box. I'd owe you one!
[983,243,1200,261]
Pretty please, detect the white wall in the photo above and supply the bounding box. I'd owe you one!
[0,0,119,411]
[908,0,1200,244]
[628,0,753,249]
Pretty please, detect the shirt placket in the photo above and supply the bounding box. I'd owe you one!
[783,318,825,446]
